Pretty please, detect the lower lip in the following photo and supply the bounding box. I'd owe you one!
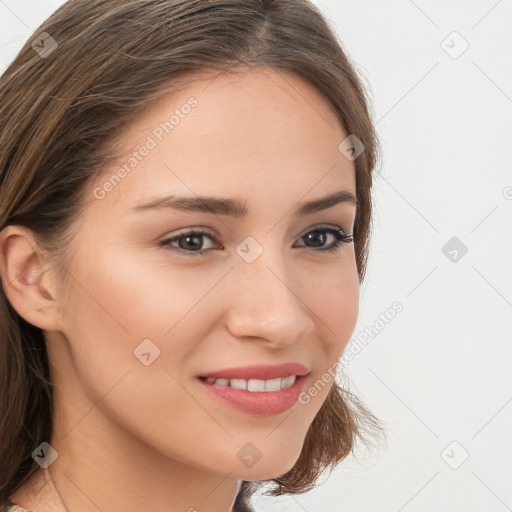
[197,375,308,417]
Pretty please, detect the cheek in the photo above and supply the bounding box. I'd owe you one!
[58,248,180,385]
[56,248,211,443]
[60,244,222,389]
[69,247,195,338]
[304,260,360,350]
[296,261,359,410]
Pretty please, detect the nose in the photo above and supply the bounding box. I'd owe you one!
[224,244,316,348]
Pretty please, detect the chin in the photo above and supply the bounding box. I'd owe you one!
[235,448,302,481]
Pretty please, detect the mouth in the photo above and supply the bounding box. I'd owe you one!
[197,373,310,417]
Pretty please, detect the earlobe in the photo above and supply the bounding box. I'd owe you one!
[0,225,61,331]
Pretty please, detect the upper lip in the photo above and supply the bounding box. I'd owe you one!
[199,362,310,381]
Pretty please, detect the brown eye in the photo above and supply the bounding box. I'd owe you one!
[159,228,218,257]
[158,225,353,258]
[294,226,354,253]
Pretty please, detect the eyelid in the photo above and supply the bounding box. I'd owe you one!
[297,223,349,237]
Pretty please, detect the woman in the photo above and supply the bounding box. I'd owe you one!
[0,1,384,511]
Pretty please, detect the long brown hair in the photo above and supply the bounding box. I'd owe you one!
[0,1,384,511]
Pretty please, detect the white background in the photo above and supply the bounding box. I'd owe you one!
[1,1,511,511]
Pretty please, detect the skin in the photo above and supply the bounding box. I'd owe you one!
[1,66,359,512]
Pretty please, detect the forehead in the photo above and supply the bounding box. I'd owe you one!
[88,66,356,215]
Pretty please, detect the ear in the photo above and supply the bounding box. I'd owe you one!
[0,225,62,331]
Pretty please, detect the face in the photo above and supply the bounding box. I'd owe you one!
[45,66,359,480]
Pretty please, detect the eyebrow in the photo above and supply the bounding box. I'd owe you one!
[129,189,357,217]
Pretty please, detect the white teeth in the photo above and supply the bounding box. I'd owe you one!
[230,379,247,390]
[204,375,297,392]
[281,375,296,389]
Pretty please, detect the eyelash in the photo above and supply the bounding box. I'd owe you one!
[158,225,354,257]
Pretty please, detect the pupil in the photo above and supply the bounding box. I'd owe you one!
[181,235,202,250]
[306,231,326,247]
